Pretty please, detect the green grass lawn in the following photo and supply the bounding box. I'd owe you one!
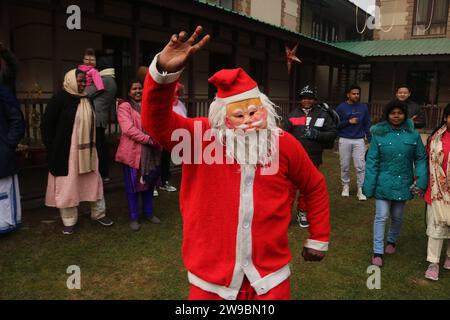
[1,150,449,300]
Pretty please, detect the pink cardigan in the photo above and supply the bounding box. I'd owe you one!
[115,101,153,169]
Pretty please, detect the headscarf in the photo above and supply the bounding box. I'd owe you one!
[63,69,96,174]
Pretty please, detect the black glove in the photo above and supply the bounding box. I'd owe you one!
[304,127,319,140]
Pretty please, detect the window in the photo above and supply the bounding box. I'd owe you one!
[413,0,449,36]
[312,15,339,42]
[205,0,234,10]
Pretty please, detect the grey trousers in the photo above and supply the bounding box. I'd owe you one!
[338,137,366,188]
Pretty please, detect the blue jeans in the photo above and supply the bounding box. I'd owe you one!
[373,199,406,254]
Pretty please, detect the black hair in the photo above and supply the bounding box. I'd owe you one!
[395,84,411,92]
[346,84,361,94]
[384,100,408,121]
[75,69,86,77]
[84,48,95,57]
[96,53,114,71]
[127,79,142,92]
[428,103,450,142]
[126,79,142,102]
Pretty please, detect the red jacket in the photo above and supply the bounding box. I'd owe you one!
[142,57,330,299]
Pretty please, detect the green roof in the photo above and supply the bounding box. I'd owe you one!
[193,0,353,52]
[332,38,450,57]
[195,1,450,59]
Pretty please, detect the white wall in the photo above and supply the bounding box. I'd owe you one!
[251,0,282,26]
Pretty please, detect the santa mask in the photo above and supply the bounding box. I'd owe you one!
[225,98,268,132]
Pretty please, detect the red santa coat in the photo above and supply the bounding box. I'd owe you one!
[142,56,330,300]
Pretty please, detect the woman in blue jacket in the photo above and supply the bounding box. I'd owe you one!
[363,100,428,267]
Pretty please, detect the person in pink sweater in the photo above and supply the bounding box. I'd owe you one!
[78,48,104,95]
[116,80,162,231]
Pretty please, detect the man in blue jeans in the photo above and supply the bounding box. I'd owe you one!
[336,84,371,201]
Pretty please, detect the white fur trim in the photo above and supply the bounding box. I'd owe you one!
[304,239,329,251]
[149,53,183,85]
[188,272,239,300]
[250,264,290,295]
[221,87,261,104]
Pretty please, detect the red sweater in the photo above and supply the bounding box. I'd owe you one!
[142,57,330,299]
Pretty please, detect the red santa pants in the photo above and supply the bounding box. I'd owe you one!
[188,276,290,300]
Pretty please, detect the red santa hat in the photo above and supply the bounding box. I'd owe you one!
[208,68,261,105]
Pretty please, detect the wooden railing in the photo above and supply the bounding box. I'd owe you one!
[18,98,120,148]
[17,98,447,150]
[368,102,446,129]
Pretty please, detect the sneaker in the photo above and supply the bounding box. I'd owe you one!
[160,181,177,192]
[371,255,383,267]
[341,185,349,197]
[357,188,367,201]
[62,225,75,235]
[129,220,141,231]
[153,189,159,197]
[296,211,309,228]
[96,216,114,226]
[444,257,450,270]
[145,215,161,224]
[385,243,396,254]
[425,263,439,281]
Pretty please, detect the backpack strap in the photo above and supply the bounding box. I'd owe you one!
[319,102,340,127]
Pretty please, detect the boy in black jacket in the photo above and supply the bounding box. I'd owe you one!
[284,85,337,228]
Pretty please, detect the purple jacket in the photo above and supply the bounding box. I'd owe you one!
[115,101,156,169]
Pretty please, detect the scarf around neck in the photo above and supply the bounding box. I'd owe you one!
[428,124,450,225]
[128,98,161,176]
[64,69,96,174]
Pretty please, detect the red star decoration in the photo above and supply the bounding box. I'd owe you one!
[285,43,302,74]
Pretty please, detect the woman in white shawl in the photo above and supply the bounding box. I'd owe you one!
[424,103,450,281]
[42,69,114,235]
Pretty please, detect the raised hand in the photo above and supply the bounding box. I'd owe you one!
[158,26,210,73]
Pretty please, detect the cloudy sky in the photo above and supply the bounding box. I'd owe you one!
[349,0,376,15]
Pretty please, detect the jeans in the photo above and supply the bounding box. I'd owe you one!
[373,199,406,254]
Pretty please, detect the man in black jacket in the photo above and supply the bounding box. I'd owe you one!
[284,85,337,228]
[0,85,25,234]
[0,42,18,95]
[381,84,426,129]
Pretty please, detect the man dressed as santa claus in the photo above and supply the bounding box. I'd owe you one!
[142,26,330,300]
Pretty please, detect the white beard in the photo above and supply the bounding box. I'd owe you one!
[214,127,279,167]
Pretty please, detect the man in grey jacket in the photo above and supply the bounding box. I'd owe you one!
[86,54,117,182]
